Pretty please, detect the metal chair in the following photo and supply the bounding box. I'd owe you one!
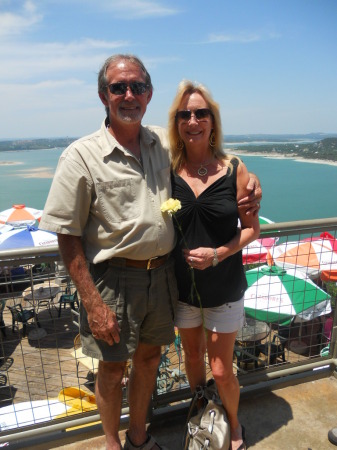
[257,333,286,364]
[71,333,99,380]
[58,290,79,317]
[7,304,40,337]
[0,299,7,337]
[35,296,55,318]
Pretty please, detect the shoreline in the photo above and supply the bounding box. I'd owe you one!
[230,150,337,167]
[1,153,337,169]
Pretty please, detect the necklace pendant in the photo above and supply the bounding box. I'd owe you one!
[198,166,208,177]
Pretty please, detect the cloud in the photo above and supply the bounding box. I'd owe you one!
[0,78,103,137]
[0,0,43,37]
[98,0,180,18]
[205,31,280,44]
[0,78,97,111]
[206,32,262,44]
[0,1,176,83]
[0,38,130,81]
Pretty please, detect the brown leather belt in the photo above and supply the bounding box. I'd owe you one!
[109,254,170,270]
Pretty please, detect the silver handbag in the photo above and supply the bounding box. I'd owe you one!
[183,379,230,450]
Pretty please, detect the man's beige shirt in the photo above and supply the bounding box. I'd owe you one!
[40,121,175,264]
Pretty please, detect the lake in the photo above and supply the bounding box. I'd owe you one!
[0,148,336,223]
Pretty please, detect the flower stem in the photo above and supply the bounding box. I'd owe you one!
[173,215,204,326]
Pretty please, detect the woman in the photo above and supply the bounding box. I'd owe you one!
[168,80,260,450]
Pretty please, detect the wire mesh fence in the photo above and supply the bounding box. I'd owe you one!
[0,219,336,440]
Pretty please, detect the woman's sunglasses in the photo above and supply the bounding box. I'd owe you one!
[108,82,150,96]
[175,108,213,122]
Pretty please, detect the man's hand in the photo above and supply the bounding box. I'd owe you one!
[57,233,121,346]
[238,172,262,216]
[87,302,121,346]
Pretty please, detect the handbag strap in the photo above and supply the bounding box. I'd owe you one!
[183,387,207,450]
[185,389,201,423]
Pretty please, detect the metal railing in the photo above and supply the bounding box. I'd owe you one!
[0,217,336,446]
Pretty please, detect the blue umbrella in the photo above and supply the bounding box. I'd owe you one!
[0,226,57,250]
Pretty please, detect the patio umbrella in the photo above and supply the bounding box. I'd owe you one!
[259,216,274,225]
[267,237,337,279]
[0,399,70,431]
[0,224,13,234]
[242,216,278,265]
[0,225,57,250]
[0,204,43,227]
[244,265,331,326]
[306,232,337,282]
[304,232,337,249]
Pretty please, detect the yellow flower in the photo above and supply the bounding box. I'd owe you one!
[160,198,181,216]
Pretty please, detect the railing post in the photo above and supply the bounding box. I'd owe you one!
[331,307,337,361]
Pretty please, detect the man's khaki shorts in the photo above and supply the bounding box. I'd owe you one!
[80,256,178,362]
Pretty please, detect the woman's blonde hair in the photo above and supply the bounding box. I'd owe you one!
[168,80,233,172]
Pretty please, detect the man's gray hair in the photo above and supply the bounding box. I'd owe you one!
[98,54,153,96]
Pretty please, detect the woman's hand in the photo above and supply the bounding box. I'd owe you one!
[183,247,218,270]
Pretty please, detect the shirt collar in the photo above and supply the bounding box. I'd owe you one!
[100,119,157,158]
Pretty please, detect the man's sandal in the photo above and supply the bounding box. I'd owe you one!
[124,432,166,450]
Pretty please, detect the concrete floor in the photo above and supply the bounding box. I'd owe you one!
[15,374,337,450]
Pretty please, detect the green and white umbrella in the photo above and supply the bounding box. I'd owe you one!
[244,265,331,326]
[259,216,274,225]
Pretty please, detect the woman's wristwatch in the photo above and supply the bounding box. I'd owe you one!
[212,248,219,267]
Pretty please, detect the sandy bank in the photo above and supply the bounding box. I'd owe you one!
[0,161,23,166]
[17,167,55,178]
[230,150,337,167]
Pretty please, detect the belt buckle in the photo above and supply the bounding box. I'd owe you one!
[147,256,158,270]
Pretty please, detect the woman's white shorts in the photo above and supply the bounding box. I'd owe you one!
[175,297,245,333]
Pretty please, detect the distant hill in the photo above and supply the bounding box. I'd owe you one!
[0,137,77,151]
[1,134,337,162]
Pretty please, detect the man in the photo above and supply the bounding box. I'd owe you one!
[40,54,261,450]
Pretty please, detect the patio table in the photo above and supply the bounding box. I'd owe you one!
[235,318,270,367]
[237,318,270,343]
[22,282,60,340]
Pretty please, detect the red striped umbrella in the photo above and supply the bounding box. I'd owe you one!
[242,216,278,265]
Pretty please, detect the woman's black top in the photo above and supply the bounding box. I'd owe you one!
[171,158,247,308]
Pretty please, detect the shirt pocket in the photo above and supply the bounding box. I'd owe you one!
[96,179,140,223]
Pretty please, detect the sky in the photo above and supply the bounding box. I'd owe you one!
[0,0,336,139]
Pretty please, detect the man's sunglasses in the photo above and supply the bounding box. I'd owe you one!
[175,108,213,122]
[108,82,150,96]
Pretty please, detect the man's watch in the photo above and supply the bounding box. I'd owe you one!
[212,248,219,267]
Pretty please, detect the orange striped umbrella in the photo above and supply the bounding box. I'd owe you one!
[0,204,43,227]
[268,237,337,279]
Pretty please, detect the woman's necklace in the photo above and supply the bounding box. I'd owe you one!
[197,163,209,177]
[186,159,214,177]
